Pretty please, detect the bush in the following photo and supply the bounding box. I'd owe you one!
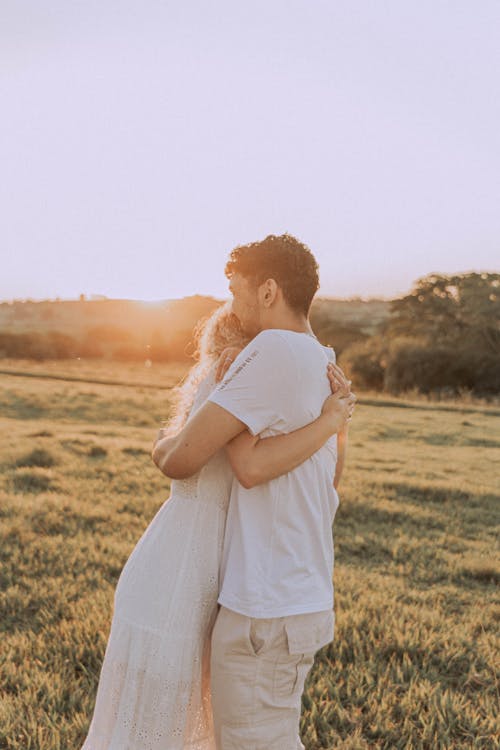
[340,336,499,397]
[0,331,78,360]
[470,352,500,394]
[85,325,132,344]
[44,332,78,359]
[78,337,104,358]
[12,471,56,493]
[16,449,57,468]
[310,313,370,357]
[339,337,386,390]
[112,345,146,362]
[0,332,47,359]
[383,341,471,394]
[88,445,107,458]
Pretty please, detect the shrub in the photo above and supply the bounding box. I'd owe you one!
[112,345,146,362]
[0,331,78,360]
[88,445,107,458]
[341,335,500,397]
[383,341,471,394]
[12,472,56,493]
[339,337,386,390]
[15,448,57,468]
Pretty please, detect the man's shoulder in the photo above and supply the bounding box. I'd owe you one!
[214,331,295,394]
[249,329,296,355]
[322,343,336,363]
[254,328,313,347]
[252,328,289,343]
[253,329,336,364]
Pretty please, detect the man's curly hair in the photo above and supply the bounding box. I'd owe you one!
[224,233,320,316]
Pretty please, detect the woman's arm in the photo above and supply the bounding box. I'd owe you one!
[225,384,355,489]
[152,429,181,474]
[333,425,348,489]
[152,401,247,479]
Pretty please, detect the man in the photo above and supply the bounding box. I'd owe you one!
[153,234,354,749]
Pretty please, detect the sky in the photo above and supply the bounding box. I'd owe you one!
[1,0,499,302]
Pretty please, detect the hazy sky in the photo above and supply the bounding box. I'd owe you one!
[2,1,499,301]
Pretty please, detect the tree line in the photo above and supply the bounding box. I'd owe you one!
[1,272,498,395]
[339,272,499,396]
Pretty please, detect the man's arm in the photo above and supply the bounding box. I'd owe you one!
[152,401,246,479]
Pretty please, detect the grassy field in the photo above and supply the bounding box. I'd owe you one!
[0,360,499,749]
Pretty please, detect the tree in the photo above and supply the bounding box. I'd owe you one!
[389,272,500,356]
[341,273,500,395]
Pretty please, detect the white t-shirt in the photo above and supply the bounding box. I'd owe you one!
[207,328,339,618]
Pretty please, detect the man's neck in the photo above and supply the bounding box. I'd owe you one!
[260,313,314,336]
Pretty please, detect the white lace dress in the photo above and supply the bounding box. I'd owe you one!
[81,371,233,750]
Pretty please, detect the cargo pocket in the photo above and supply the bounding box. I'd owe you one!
[272,611,335,704]
[272,652,309,699]
[285,610,334,656]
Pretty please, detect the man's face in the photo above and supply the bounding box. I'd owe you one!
[228,272,261,336]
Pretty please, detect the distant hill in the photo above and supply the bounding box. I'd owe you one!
[0,295,390,361]
[0,295,219,339]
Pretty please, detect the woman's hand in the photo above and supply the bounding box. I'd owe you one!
[215,346,243,382]
[321,390,356,430]
[326,361,352,397]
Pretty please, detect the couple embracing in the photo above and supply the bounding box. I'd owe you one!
[81,234,356,750]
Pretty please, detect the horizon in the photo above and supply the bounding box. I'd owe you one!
[0,291,392,304]
[1,265,497,307]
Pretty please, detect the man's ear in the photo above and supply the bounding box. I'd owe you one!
[259,278,279,308]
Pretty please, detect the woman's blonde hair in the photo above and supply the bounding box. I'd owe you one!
[166,302,250,433]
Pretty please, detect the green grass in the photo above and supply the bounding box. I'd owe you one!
[0,363,498,749]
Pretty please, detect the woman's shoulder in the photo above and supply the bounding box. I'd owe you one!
[191,365,218,410]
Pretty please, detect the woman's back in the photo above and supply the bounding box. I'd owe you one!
[82,369,233,750]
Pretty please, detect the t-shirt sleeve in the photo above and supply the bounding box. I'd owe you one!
[207,331,298,436]
[326,345,336,364]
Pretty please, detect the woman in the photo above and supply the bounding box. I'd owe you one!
[81,303,353,750]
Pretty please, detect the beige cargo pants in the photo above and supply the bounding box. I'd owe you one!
[210,605,334,750]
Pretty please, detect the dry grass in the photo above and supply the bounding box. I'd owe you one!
[0,362,499,749]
